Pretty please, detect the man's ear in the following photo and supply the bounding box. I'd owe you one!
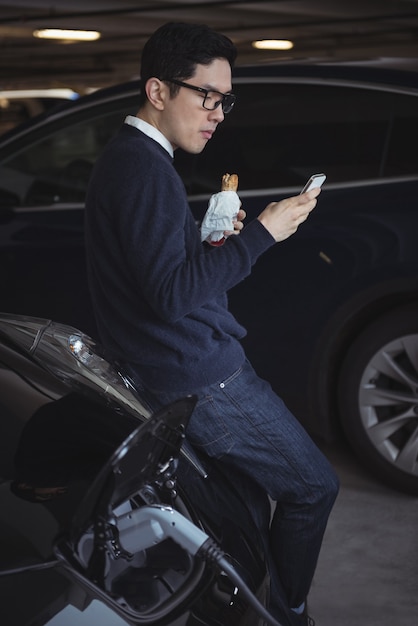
[145,78,167,111]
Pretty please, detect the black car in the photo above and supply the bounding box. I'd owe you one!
[0,313,283,626]
[0,64,418,494]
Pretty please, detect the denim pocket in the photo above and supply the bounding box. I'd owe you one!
[185,393,235,460]
[218,365,243,389]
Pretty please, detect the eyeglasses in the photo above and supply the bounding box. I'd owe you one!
[163,78,236,114]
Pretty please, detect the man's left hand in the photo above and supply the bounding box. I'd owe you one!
[225,208,246,237]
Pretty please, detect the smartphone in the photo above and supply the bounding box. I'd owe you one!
[300,173,326,194]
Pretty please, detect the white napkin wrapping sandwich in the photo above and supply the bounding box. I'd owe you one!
[201,173,240,245]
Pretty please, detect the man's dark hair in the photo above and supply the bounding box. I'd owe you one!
[139,22,237,106]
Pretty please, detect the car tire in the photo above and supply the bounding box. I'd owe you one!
[337,303,418,495]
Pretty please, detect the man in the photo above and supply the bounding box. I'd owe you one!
[85,22,339,626]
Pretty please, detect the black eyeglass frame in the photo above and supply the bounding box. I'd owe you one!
[162,78,236,114]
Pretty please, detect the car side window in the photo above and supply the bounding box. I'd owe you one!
[384,95,418,176]
[0,106,133,207]
[175,82,418,194]
[1,81,416,208]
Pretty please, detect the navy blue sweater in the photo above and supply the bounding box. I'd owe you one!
[85,123,275,393]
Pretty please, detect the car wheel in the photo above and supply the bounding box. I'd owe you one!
[337,303,418,495]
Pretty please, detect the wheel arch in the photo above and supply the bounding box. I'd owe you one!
[307,275,418,441]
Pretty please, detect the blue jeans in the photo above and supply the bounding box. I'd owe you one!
[126,359,339,623]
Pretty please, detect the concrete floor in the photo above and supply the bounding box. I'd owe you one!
[308,442,418,626]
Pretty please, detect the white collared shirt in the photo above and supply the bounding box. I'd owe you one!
[124,115,174,158]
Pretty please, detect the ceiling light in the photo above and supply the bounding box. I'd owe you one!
[33,29,101,42]
[0,88,78,99]
[252,39,294,51]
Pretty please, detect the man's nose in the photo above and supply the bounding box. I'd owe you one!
[209,105,225,123]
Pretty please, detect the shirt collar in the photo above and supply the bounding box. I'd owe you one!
[124,115,174,158]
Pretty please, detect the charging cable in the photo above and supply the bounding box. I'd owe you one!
[116,504,283,626]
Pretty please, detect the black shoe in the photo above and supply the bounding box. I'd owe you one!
[291,602,315,626]
[292,614,315,626]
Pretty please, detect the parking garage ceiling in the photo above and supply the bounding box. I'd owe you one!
[1,0,418,91]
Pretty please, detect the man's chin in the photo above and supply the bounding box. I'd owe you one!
[193,142,208,155]
[178,140,208,155]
